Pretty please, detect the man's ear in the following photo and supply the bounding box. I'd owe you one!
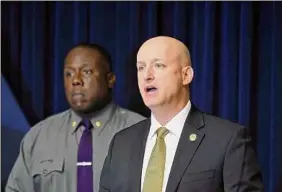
[182,66,194,85]
[107,72,116,88]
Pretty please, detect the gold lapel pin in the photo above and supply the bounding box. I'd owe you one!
[95,121,102,128]
[72,121,77,127]
[189,133,197,142]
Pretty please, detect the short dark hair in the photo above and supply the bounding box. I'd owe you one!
[67,42,113,71]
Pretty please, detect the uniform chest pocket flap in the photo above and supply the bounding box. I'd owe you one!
[31,157,65,177]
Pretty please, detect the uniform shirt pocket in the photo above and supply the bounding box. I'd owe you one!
[31,156,65,191]
[32,157,64,177]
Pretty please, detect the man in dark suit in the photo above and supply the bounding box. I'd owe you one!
[99,36,264,192]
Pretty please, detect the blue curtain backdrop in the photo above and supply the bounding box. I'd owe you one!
[1,1,282,191]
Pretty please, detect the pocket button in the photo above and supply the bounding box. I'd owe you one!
[43,169,48,175]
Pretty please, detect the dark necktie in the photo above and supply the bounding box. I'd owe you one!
[77,118,93,192]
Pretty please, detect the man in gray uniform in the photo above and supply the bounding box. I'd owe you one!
[5,43,145,192]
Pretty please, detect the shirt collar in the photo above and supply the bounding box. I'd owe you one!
[148,100,191,140]
[69,101,117,134]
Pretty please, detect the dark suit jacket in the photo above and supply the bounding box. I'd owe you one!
[99,105,264,192]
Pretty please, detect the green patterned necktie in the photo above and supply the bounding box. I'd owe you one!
[143,127,169,192]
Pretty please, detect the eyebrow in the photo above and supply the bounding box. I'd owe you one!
[64,63,92,69]
[64,66,74,70]
[136,61,145,65]
[152,58,163,63]
[136,58,163,65]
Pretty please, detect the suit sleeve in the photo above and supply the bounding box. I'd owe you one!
[99,134,116,192]
[5,139,35,192]
[223,126,264,191]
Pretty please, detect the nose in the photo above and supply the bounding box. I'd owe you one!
[143,66,154,82]
[72,72,83,86]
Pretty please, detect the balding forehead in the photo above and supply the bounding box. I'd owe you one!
[139,36,187,50]
[137,36,191,66]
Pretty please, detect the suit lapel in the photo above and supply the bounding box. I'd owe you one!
[129,119,151,192]
[166,106,205,192]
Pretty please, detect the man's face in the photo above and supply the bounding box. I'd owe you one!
[64,47,115,113]
[137,41,189,110]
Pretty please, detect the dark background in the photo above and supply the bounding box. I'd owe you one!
[1,1,282,191]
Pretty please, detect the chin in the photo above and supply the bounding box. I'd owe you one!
[72,106,88,113]
[70,102,89,112]
[144,101,161,109]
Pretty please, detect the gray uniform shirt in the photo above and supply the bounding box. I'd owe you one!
[5,102,146,192]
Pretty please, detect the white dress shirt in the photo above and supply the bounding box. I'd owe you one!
[141,100,192,192]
